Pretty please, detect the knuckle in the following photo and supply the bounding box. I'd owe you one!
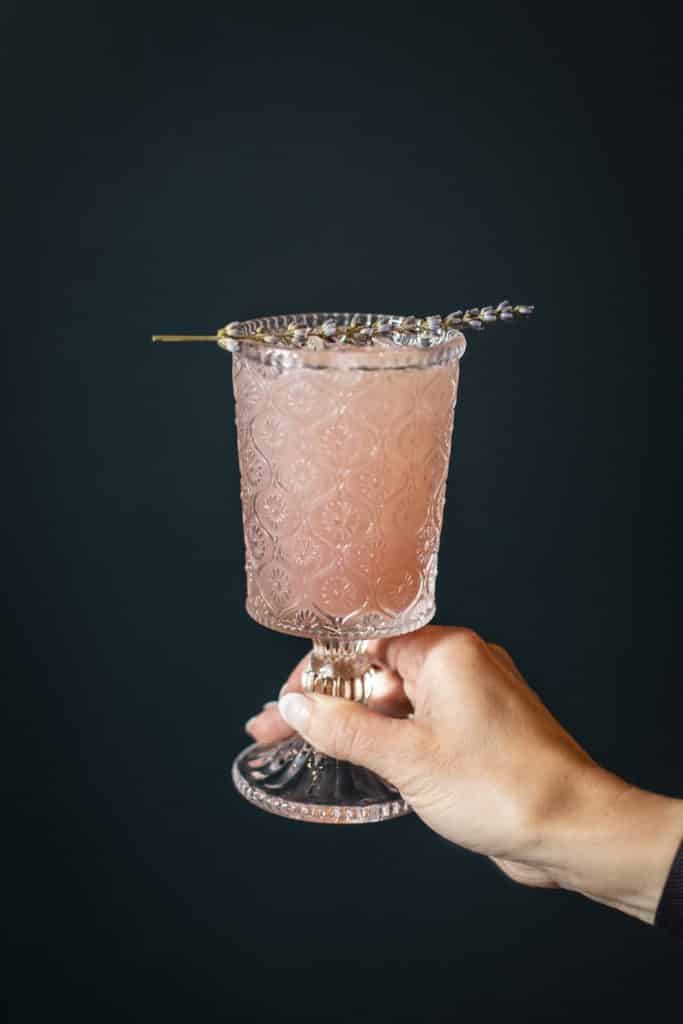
[489,642,515,666]
[427,627,484,672]
[448,627,484,654]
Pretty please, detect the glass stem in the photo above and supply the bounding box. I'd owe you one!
[302,639,374,704]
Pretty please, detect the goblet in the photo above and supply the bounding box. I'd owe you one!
[227,311,462,825]
[153,305,534,824]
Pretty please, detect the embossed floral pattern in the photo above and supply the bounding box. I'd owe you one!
[345,538,382,577]
[261,489,288,525]
[272,374,331,422]
[378,568,420,615]
[260,563,293,612]
[246,520,270,563]
[310,496,368,546]
[256,487,300,537]
[252,412,287,454]
[232,352,459,639]
[286,533,324,570]
[287,608,320,633]
[319,417,377,465]
[277,450,325,495]
[241,441,270,489]
[317,571,367,617]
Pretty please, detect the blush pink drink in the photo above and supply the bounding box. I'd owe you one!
[233,352,460,639]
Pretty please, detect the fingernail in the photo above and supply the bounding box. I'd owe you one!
[245,716,258,736]
[278,693,312,733]
[262,700,278,709]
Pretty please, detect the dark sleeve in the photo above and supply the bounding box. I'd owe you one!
[655,838,683,938]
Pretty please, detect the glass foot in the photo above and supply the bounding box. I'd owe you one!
[232,735,411,825]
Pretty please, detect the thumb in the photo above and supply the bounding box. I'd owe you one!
[278,692,424,788]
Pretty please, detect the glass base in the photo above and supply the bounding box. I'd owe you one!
[232,735,411,825]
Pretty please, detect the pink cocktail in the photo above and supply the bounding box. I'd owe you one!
[225,312,466,823]
[235,343,459,640]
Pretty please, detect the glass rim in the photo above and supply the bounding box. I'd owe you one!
[218,311,466,370]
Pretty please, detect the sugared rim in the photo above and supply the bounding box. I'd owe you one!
[217,311,467,370]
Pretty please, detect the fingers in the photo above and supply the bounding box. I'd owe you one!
[278,691,426,788]
[368,666,413,718]
[246,627,513,748]
[254,625,477,737]
[279,658,409,712]
[370,627,521,692]
[245,703,294,744]
[246,663,412,744]
[244,654,308,743]
[367,626,452,701]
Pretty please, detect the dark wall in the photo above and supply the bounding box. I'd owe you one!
[7,3,682,1021]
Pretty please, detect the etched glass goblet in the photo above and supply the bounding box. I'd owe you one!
[223,312,466,824]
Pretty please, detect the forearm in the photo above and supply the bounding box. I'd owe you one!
[540,768,683,923]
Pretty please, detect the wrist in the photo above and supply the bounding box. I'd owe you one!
[538,767,683,923]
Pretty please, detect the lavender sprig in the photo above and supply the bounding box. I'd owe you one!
[218,301,534,348]
[443,300,534,332]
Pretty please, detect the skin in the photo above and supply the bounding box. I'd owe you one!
[245,626,683,924]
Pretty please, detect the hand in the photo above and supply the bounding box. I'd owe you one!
[246,626,683,924]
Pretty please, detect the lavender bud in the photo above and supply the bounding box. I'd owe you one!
[423,314,442,332]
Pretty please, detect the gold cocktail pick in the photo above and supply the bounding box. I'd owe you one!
[152,334,219,342]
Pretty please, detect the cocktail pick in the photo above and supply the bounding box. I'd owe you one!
[151,333,220,342]
[152,301,534,345]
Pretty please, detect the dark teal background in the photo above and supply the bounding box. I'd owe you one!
[6,3,682,1020]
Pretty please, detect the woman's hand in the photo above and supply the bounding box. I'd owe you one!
[246,626,683,924]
